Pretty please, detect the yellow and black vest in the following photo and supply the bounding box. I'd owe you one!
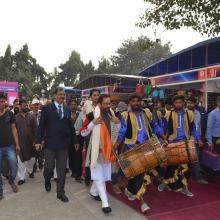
[165,110,194,141]
[121,108,153,145]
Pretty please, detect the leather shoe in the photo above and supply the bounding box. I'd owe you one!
[11,183,19,193]
[18,180,25,185]
[85,180,91,187]
[45,182,51,192]
[57,194,69,202]
[29,173,35,178]
[89,193,101,201]
[102,207,112,214]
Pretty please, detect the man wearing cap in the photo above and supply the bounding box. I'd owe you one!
[30,97,44,171]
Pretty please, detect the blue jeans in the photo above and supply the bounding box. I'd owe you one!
[0,145,18,192]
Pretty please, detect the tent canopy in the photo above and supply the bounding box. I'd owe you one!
[139,37,220,77]
[75,74,149,90]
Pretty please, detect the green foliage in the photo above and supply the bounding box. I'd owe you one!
[0,35,171,97]
[137,0,220,36]
[111,36,171,75]
[0,44,50,99]
[96,57,114,75]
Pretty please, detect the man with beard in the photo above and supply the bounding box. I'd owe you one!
[15,99,37,185]
[114,93,166,213]
[35,87,78,202]
[0,93,20,200]
[81,94,120,214]
[82,89,100,186]
[158,95,200,197]
[11,98,20,115]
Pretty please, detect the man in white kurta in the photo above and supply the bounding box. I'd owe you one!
[81,94,119,214]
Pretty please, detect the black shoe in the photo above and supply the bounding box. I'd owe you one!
[102,207,112,214]
[18,180,26,185]
[75,176,83,183]
[54,178,57,182]
[71,173,76,178]
[3,174,9,179]
[89,193,101,201]
[45,182,51,192]
[0,193,3,200]
[33,163,37,173]
[38,163,43,170]
[29,173,35,178]
[57,194,69,202]
[85,180,91,187]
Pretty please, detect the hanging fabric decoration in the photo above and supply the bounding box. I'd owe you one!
[136,79,145,94]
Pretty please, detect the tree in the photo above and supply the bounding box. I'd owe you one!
[111,36,171,75]
[0,45,13,81]
[59,51,84,86]
[81,60,95,80]
[137,0,220,36]
[0,44,50,99]
[96,57,114,75]
[13,44,50,98]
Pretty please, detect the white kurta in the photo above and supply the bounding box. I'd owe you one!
[91,162,111,181]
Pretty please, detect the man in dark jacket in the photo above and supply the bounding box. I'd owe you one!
[35,87,78,202]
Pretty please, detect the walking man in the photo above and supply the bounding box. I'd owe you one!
[16,99,37,185]
[0,93,20,200]
[81,94,120,214]
[35,87,78,202]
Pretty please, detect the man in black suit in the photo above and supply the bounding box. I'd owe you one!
[35,87,78,202]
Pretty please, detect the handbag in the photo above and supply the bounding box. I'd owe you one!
[201,149,220,171]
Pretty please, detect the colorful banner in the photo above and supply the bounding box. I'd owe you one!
[0,82,19,92]
[150,65,220,86]
[150,71,198,86]
[0,82,19,105]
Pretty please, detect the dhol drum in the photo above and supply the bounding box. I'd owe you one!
[164,140,198,166]
[115,136,167,178]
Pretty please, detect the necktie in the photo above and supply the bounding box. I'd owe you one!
[58,105,62,119]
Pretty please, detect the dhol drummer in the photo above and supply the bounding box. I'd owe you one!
[158,95,200,197]
[114,93,166,213]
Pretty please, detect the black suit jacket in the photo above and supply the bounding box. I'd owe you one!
[36,103,78,150]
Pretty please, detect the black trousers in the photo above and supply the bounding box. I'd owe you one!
[127,173,145,195]
[44,148,68,196]
[69,135,84,177]
[84,136,91,182]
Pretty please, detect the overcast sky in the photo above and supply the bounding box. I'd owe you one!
[0,0,209,72]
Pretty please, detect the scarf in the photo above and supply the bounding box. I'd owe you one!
[87,106,119,168]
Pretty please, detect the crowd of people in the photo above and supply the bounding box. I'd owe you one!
[0,87,220,215]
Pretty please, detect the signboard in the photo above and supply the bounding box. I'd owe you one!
[149,65,220,86]
[0,82,19,105]
[0,82,19,92]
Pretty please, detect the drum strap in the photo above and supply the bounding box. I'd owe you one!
[185,140,192,163]
[186,111,192,137]
[143,111,153,138]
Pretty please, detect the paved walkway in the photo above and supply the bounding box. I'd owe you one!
[0,171,146,220]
